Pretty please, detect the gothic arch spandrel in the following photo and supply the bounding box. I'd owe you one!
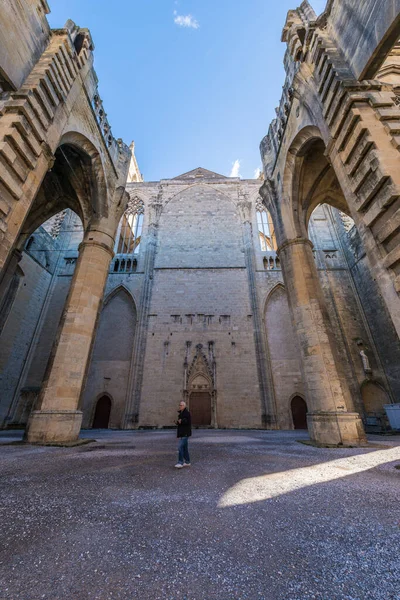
[155,184,245,269]
[163,183,238,209]
[57,131,109,222]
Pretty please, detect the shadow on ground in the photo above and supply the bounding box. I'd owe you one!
[0,430,399,600]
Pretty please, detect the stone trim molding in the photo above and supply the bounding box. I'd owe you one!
[78,239,115,259]
[277,237,314,256]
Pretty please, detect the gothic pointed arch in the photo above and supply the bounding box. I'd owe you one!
[57,130,109,221]
[264,284,305,429]
[187,344,215,427]
[187,344,214,389]
[112,194,144,273]
[82,285,137,428]
[103,284,137,311]
[278,125,352,241]
[263,283,286,313]
[256,197,278,252]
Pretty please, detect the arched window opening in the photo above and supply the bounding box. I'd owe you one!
[256,202,278,274]
[112,196,144,273]
[258,202,280,269]
[257,208,276,251]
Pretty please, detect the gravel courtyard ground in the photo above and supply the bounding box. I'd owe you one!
[0,429,399,600]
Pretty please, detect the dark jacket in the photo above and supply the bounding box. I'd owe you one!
[177,408,192,438]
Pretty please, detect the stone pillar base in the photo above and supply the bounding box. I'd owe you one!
[25,410,83,444]
[307,412,367,447]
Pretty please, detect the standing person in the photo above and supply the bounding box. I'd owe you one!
[175,401,192,468]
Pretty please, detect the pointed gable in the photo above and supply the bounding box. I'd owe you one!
[172,167,228,181]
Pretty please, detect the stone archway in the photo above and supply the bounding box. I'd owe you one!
[291,396,308,430]
[260,128,367,446]
[186,344,216,428]
[92,395,112,429]
[82,286,137,429]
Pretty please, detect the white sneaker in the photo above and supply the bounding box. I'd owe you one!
[183,463,191,467]
[174,463,184,468]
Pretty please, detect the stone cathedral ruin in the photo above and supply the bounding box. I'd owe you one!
[1,0,400,447]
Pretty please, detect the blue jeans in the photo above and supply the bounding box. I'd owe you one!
[178,437,190,464]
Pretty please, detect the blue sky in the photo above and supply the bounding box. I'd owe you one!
[48,0,327,181]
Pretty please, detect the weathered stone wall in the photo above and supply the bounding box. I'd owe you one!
[0,0,50,91]
[335,212,400,401]
[22,276,72,389]
[324,0,400,79]
[136,174,263,429]
[0,252,52,425]
[2,171,396,432]
[309,205,394,411]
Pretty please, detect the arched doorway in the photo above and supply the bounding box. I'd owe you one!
[190,390,212,426]
[291,396,308,430]
[92,396,112,428]
[186,344,215,427]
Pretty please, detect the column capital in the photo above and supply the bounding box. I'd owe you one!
[277,237,314,256]
[78,239,115,259]
[79,228,116,259]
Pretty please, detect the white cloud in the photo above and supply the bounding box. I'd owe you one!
[229,159,241,178]
[174,11,200,29]
[254,167,262,179]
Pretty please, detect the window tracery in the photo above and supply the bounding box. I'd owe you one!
[112,196,144,273]
[256,201,277,252]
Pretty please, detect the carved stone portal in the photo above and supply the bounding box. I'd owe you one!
[184,344,217,428]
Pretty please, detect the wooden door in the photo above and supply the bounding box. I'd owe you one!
[190,392,211,426]
[93,396,112,428]
[291,396,308,430]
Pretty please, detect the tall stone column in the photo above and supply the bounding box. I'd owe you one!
[25,228,114,443]
[278,237,366,446]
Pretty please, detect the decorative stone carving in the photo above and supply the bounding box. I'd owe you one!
[360,350,372,375]
[187,344,214,386]
[127,195,144,215]
[339,211,355,233]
